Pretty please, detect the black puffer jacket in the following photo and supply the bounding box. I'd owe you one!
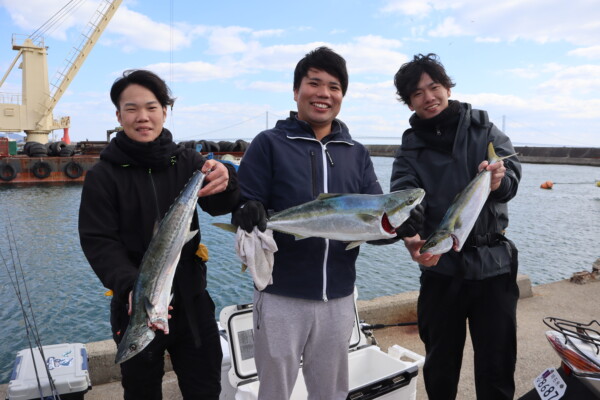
[78,129,239,333]
[390,102,521,279]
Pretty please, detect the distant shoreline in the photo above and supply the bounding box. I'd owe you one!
[366,145,600,166]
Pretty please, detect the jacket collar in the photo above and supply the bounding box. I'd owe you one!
[281,111,353,145]
[401,101,472,151]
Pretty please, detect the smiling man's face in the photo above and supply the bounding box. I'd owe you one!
[294,68,343,140]
[117,83,167,143]
[408,72,451,120]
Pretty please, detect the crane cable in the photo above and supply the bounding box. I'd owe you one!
[29,0,86,42]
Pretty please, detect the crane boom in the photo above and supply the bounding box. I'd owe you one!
[0,0,122,143]
[42,0,123,123]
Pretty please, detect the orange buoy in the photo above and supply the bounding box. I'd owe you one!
[540,180,554,189]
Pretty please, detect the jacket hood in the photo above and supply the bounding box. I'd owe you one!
[100,128,184,169]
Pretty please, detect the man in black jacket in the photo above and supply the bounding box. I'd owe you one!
[79,69,239,399]
[391,54,521,399]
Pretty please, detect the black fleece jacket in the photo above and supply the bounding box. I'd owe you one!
[78,129,239,309]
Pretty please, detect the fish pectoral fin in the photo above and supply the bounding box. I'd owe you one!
[356,213,380,223]
[212,222,238,233]
[144,297,155,317]
[185,229,198,243]
[345,241,364,250]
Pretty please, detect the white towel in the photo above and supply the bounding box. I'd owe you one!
[235,227,278,291]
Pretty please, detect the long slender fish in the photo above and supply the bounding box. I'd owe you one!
[115,170,206,364]
[420,143,516,255]
[215,189,425,250]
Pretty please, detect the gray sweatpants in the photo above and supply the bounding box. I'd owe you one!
[252,290,356,400]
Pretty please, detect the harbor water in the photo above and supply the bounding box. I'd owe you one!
[0,158,598,383]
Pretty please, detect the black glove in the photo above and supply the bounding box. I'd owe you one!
[395,204,424,238]
[232,200,267,233]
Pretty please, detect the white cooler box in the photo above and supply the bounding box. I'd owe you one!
[218,301,423,400]
[6,343,91,400]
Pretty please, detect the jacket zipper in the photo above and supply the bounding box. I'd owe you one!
[320,144,330,302]
[310,150,318,198]
[148,169,161,223]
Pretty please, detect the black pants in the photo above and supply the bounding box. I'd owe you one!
[116,291,223,400]
[418,272,519,400]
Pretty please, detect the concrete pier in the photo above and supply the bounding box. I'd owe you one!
[2,274,599,399]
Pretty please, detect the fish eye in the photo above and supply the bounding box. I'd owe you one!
[129,344,137,351]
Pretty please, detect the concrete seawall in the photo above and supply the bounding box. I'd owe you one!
[366,145,600,166]
[17,275,532,389]
[5,273,600,400]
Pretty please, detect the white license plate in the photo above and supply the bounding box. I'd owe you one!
[533,367,567,399]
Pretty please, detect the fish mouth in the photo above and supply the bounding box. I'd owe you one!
[381,213,395,234]
[451,234,461,251]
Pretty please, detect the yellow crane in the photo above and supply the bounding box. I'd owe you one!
[0,0,122,144]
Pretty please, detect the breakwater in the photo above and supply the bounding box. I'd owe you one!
[365,145,600,166]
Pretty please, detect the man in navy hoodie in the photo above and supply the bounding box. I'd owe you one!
[233,47,422,399]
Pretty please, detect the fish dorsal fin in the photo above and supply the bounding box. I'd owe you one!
[152,220,160,238]
[316,193,344,200]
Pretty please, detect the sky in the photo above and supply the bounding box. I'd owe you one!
[0,0,599,147]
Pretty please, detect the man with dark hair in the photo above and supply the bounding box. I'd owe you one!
[390,53,522,399]
[79,69,239,399]
[232,47,422,399]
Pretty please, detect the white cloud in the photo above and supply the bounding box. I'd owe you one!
[0,0,191,51]
[506,67,539,80]
[536,64,600,96]
[206,26,253,55]
[244,81,290,93]
[144,61,242,82]
[568,46,600,59]
[108,7,191,52]
[251,29,284,38]
[0,0,96,40]
[475,37,501,43]
[429,17,467,38]
[380,0,600,46]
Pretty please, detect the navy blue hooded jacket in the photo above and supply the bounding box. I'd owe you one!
[238,113,382,301]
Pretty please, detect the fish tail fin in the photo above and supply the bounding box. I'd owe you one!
[487,142,518,164]
[212,222,238,233]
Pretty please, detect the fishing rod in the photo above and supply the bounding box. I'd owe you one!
[2,217,62,399]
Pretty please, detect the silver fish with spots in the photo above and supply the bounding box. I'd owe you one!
[115,170,206,364]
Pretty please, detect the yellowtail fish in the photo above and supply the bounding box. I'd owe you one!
[420,143,517,255]
[215,188,425,250]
